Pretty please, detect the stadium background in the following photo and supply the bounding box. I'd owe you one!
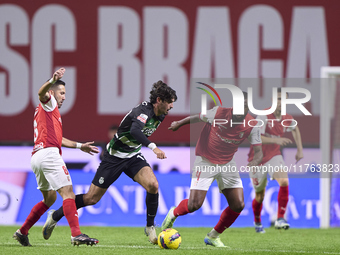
[0,0,340,228]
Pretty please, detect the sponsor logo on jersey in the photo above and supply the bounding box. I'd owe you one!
[137,113,148,124]
[216,133,242,145]
[142,127,156,136]
[154,120,160,127]
[217,124,228,133]
[33,142,44,152]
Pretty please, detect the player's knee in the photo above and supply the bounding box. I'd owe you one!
[231,201,245,213]
[187,200,203,212]
[278,178,289,187]
[44,192,57,207]
[238,201,245,212]
[146,180,159,194]
[83,193,97,206]
[51,192,57,204]
[257,196,264,203]
[255,192,265,203]
[86,196,100,205]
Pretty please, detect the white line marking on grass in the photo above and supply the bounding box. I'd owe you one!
[5,242,340,254]
[228,248,340,255]
[98,245,211,249]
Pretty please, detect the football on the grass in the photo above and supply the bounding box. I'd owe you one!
[158,228,181,249]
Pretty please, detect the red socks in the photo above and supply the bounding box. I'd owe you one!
[20,201,49,235]
[173,200,241,234]
[252,185,289,223]
[173,199,190,216]
[63,198,81,237]
[252,199,263,223]
[20,199,83,237]
[214,207,240,234]
[277,186,289,218]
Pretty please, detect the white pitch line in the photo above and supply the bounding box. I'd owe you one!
[4,242,340,254]
[98,245,340,254]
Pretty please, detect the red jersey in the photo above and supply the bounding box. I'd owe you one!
[248,112,295,164]
[32,95,63,155]
[196,107,262,164]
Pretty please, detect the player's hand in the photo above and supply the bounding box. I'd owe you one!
[80,141,100,155]
[153,147,167,159]
[52,67,65,82]
[275,137,292,146]
[168,121,181,131]
[295,150,303,162]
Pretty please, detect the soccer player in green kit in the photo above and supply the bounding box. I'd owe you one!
[43,81,177,245]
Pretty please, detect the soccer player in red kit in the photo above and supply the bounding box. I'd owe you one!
[162,94,263,247]
[248,88,303,233]
[13,68,99,246]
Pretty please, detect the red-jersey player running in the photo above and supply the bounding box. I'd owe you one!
[248,88,303,233]
[162,94,263,247]
[13,68,99,246]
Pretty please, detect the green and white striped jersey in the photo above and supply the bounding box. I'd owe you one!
[107,101,165,158]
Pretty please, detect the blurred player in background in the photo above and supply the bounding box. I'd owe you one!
[82,125,119,172]
[13,68,99,246]
[100,125,118,160]
[162,94,263,248]
[107,124,119,140]
[43,81,177,245]
[248,88,303,233]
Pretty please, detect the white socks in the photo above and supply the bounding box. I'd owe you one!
[208,228,219,238]
[170,208,176,219]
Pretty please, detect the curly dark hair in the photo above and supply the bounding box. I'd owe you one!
[149,80,177,104]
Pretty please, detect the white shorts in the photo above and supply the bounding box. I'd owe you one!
[31,147,72,191]
[190,156,243,191]
[249,155,285,192]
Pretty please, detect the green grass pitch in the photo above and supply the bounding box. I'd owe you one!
[2,226,340,255]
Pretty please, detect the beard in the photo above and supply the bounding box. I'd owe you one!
[233,115,246,122]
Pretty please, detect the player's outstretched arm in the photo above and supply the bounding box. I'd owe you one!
[38,67,65,102]
[129,121,167,159]
[62,137,99,155]
[291,126,303,162]
[168,114,201,131]
[261,135,292,146]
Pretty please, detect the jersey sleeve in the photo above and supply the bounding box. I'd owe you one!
[199,106,219,123]
[256,115,267,135]
[131,102,149,129]
[130,121,152,147]
[40,95,58,112]
[248,126,262,145]
[130,102,153,146]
